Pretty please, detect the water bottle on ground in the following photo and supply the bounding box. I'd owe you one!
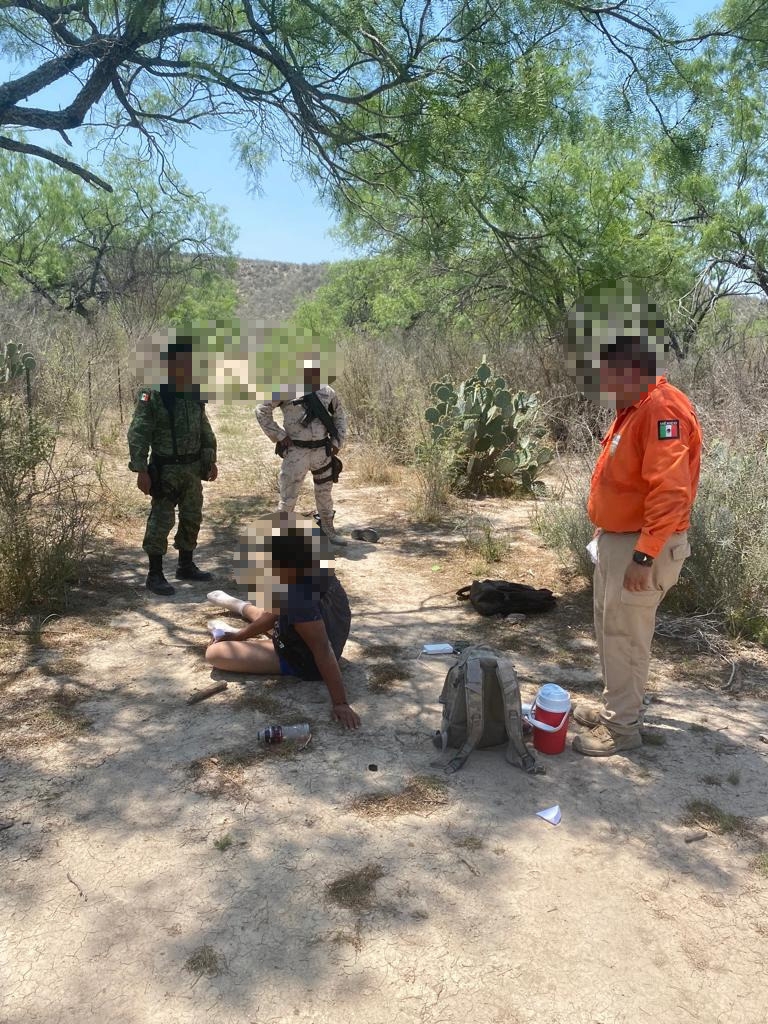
[257,723,311,744]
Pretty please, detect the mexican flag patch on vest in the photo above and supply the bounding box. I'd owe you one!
[658,419,680,440]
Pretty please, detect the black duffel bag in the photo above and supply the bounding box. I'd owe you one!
[456,579,557,617]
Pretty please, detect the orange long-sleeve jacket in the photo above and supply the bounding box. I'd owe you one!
[587,377,702,559]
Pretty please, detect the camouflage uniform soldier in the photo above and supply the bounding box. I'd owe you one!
[255,363,348,546]
[128,338,218,595]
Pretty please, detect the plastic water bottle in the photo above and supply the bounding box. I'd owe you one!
[257,723,311,744]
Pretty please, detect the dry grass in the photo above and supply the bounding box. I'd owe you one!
[681,799,754,837]
[460,516,510,564]
[352,442,403,487]
[187,736,308,798]
[367,660,412,693]
[654,614,734,657]
[360,642,404,659]
[0,680,93,749]
[184,944,226,978]
[37,656,84,679]
[232,688,285,716]
[325,863,385,911]
[329,926,364,951]
[699,773,722,787]
[752,852,768,878]
[452,834,484,851]
[351,775,449,818]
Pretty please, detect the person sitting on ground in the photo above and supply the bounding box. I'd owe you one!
[205,527,360,730]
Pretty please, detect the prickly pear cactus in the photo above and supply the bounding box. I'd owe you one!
[1,341,36,386]
[424,358,553,494]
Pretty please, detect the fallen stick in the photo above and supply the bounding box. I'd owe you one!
[67,872,87,900]
[186,681,228,705]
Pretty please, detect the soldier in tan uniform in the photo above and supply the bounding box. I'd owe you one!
[256,362,348,546]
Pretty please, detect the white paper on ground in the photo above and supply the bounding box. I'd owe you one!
[586,538,599,565]
[536,804,562,826]
[422,643,455,655]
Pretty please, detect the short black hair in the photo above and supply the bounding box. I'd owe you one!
[269,532,315,574]
[163,336,194,360]
[601,336,656,376]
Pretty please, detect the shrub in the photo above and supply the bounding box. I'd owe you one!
[664,441,768,639]
[532,440,768,642]
[351,441,403,487]
[461,515,510,563]
[531,483,596,581]
[410,435,455,523]
[336,334,424,454]
[0,399,95,612]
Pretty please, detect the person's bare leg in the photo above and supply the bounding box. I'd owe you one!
[205,637,282,674]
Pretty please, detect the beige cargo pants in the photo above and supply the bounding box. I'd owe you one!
[277,444,335,519]
[594,531,690,730]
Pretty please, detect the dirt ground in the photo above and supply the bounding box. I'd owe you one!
[2,404,768,1024]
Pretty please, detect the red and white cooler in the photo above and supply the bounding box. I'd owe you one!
[525,683,572,755]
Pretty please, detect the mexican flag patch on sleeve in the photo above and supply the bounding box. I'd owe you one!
[140,390,151,402]
[658,419,680,440]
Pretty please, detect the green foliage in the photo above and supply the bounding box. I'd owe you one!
[664,441,768,641]
[534,440,768,644]
[424,359,552,495]
[0,398,94,612]
[462,516,510,564]
[0,148,237,330]
[410,437,455,523]
[1,341,36,387]
[531,486,596,581]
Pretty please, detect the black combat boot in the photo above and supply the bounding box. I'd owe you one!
[146,555,175,596]
[175,549,213,581]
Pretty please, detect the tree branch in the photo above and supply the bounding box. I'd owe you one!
[0,134,113,190]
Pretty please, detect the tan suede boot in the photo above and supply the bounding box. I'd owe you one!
[572,723,642,757]
[320,513,347,547]
[573,704,601,728]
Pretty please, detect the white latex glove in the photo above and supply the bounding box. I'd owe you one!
[586,538,599,565]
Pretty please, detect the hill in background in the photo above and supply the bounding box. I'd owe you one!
[235,259,330,320]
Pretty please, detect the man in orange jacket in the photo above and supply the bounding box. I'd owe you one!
[573,335,702,756]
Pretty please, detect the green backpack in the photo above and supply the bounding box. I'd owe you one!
[432,645,541,774]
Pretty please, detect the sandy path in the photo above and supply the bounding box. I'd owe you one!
[2,406,767,1024]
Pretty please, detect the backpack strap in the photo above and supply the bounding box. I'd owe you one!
[495,657,543,774]
[443,655,485,774]
[456,586,472,601]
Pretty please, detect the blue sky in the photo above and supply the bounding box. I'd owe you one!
[1,0,722,263]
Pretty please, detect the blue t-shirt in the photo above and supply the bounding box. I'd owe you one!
[272,573,350,679]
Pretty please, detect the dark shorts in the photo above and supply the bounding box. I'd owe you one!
[278,654,299,676]
[274,641,320,681]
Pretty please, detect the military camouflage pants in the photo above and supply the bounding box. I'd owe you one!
[142,463,204,557]
[278,445,335,519]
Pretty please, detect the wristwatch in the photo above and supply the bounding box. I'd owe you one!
[632,551,654,567]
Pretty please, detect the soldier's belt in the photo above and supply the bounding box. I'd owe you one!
[151,452,202,467]
[292,437,331,449]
